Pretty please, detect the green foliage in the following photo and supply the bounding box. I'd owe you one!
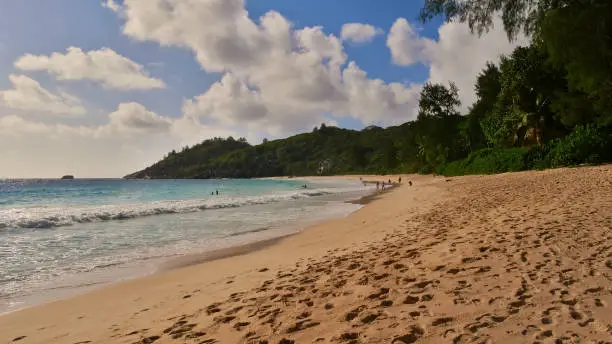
[420,0,612,129]
[127,125,414,178]
[419,0,559,40]
[439,125,612,176]
[413,82,467,170]
[539,2,612,125]
[439,147,529,176]
[482,46,565,146]
[545,125,612,167]
[418,82,461,119]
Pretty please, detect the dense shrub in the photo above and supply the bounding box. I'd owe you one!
[440,148,528,176]
[545,124,612,167]
[440,124,611,176]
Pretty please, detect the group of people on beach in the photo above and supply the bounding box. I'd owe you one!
[367,176,412,190]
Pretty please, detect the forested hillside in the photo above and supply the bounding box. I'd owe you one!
[126,0,612,179]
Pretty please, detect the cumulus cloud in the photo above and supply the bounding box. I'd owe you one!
[387,18,433,66]
[387,17,527,109]
[341,23,383,43]
[0,74,85,115]
[14,47,165,90]
[102,0,122,12]
[340,62,422,123]
[108,102,173,133]
[183,73,268,125]
[116,0,421,131]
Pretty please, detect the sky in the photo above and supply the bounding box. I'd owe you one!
[0,0,526,178]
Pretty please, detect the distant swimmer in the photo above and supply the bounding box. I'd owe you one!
[302,184,308,189]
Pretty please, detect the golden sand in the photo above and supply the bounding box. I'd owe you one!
[1,166,610,343]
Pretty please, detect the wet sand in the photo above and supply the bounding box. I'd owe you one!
[1,167,610,344]
[158,235,295,271]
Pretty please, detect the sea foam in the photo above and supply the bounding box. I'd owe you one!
[0,185,366,230]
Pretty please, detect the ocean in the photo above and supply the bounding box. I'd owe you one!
[0,178,372,313]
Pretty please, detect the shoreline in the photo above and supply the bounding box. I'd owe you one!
[0,177,377,316]
[346,182,400,205]
[1,167,609,343]
[160,182,387,272]
[157,234,296,272]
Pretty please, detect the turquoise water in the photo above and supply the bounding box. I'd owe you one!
[0,178,371,313]
[0,179,319,227]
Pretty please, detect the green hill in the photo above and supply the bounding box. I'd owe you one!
[125,124,421,179]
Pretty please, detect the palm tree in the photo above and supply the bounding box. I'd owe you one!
[514,92,549,147]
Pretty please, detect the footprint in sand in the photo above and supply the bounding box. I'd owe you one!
[392,325,424,343]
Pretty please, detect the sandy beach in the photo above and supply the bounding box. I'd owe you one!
[1,166,611,343]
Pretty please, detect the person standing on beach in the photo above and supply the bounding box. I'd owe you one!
[399,177,402,184]
[216,190,219,195]
[376,181,380,190]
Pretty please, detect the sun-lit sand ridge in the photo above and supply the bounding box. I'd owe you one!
[1,166,610,343]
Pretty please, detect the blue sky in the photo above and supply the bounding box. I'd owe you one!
[0,0,520,177]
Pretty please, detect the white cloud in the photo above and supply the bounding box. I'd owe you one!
[15,47,165,91]
[341,23,383,43]
[387,17,527,109]
[121,0,271,74]
[116,0,422,132]
[183,73,267,125]
[102,0,122,12]
[0,74,85,115]
[108,102,173,133]
[339,62,422,124]
[387,18,433,67]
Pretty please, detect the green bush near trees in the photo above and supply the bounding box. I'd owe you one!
[438,124,612,176]
[126,0,612,179]
[439,148,529,176]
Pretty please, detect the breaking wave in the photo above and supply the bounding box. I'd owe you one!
[0,187,362,230]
